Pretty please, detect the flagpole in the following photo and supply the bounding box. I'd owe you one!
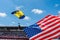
[18,22,22,30]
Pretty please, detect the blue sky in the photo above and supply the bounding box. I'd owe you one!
[0,0,60,26]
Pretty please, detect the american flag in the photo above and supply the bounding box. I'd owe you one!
[30,15,60,40]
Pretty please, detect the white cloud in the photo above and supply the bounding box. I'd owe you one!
[55,4,59,7]
[21,25,27,26]
[12,21,16,24]
[58,11,60,17]
[0,13,7,17]
[16,6,24,10]
[32,9,44,14]
[58,11,60,13]
[23,16,30,20]
[0,24,5,26]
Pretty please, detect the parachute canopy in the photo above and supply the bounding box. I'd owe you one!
[12,10,25,19]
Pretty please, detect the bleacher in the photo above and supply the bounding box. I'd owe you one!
[0,31,26,37]
[0,26,29,40]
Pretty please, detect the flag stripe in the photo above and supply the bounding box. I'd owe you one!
[37,15,60,30]
[40,18,59,26]
[46,33,60,39]
[37,15,55,25]
[37,15,53,25]
[38,28,60,40]
[37,15,56,29]
[30,23,60,40]
[39,20,60,30]
[38,28,59,39]
[37,15,51,23]
[30,15,60,40]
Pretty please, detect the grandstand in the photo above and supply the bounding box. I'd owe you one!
[0,26,29,40]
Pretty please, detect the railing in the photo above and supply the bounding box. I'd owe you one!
[0,38,29,40]
[0,31,29,40]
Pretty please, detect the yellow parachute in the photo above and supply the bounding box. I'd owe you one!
[12,10,25,19]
